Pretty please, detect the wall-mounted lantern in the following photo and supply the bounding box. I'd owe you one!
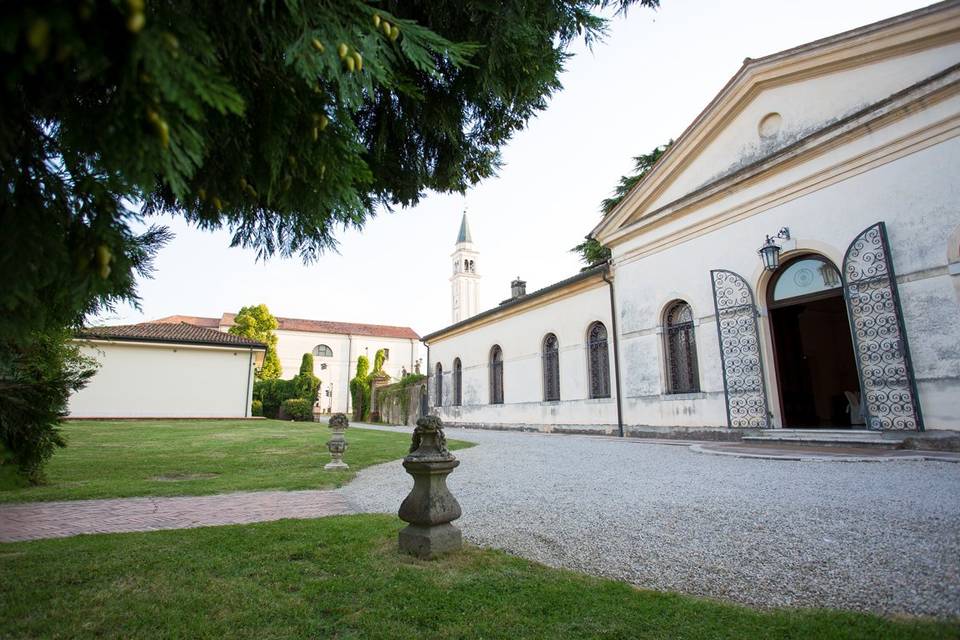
[818,261,841,287]
[758,227,791,271]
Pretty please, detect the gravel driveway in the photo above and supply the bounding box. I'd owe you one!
[341,426,960,618]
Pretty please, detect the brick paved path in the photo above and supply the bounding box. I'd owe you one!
[0,490,351,542]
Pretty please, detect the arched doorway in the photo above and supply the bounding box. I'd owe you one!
[768,255,861,428]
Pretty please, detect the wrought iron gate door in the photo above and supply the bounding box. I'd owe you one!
[842,222,923,431]
[711,270,770,428]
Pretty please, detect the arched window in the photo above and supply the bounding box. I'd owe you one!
[312,344,333,357]
[453,358,462,406]
[587,322,610,399]
[489,345,504,404]
[435,363,443,407]
[664,301,700,394]
[542,333,560,401]
[770,256,841,304]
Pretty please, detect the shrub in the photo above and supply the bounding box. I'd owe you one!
[293,353,320,404]
[281,398,313,422]
[251,399,263,417]
[372,348,386,374]
[0,329,98,483]
[254,378,297,419]
[299,353,314,376]
[399,373,427,386]
[253,353,321,419]
[350,355,371,421]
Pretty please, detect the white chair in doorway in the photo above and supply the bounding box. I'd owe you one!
[845,391,866,426]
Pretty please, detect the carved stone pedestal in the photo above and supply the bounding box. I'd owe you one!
[324,413,350,471]
[398,416,462,559]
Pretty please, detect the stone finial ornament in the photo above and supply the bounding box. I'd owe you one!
[324,413,350,470]
[398,415,462,559]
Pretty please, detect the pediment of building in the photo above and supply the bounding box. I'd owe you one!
[593,2,960,247]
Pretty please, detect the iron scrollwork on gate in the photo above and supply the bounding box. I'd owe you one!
[842,222,923,431]
[710,270,770,428]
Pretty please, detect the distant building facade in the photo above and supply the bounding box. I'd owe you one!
[424,3,960,435]
[157,313,422,414]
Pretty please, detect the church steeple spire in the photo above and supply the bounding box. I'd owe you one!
[450,210,480,323]
[456,212,473,244]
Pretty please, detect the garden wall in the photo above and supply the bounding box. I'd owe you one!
[373,380,426,426]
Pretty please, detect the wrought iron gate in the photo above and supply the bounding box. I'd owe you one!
[710,270,770,428]
[841,222,923,431]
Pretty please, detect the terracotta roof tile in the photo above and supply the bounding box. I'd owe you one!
[79,322,266,348]
[154,312,420,340]
[152,315,220,328]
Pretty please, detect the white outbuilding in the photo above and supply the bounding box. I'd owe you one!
[69,322,266,418]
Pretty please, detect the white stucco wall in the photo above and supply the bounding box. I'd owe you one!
[612,101,960,431]
[424,24,960,435]
[650,40,960,211]
[428,281,618,433]
[68,341,260,418]
[273,330,422,414]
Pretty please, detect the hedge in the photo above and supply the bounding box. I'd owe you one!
[281,398,313,422]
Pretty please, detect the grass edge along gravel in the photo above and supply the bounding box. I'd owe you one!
[1,514,957,639]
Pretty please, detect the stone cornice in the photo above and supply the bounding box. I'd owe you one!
[592,1,960,244]
[605,66,960,263]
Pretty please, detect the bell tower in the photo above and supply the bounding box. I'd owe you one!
[451,211,480,323]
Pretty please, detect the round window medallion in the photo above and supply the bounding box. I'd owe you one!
[758,112,782,138]
[793,267,814,288]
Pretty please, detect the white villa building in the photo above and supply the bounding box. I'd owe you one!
[424,2,960,437]
[158,313,422,414]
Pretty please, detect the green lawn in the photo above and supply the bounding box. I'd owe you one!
[0,515,953,639]
[0,420,471,503]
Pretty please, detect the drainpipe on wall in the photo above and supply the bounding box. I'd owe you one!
[602,265,625,438]
[409,338,415,375]
[346,335,354,414]
[425,342,431,417]
[244,348,254,418]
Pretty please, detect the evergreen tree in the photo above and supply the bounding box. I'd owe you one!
[0,0,660,476]
[0,330,98,483]
[229,304,281,379]
[295,353,320,404]
[349,355,371,421]
[299,353,315,377]
[1,0,659,341]
[573,141,672,269]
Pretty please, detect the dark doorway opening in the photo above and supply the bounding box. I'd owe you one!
[768,256,861,428]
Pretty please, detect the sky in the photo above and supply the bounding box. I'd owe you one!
[104,0,932,336]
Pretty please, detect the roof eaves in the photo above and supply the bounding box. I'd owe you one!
[610,62,960,239]
[77,333,266,350]
[421,264,609,343]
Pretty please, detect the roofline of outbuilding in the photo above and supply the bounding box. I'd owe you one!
[421,264,609,343]
[75,333,267,351]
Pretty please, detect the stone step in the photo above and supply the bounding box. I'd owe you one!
[742,430,903,448]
